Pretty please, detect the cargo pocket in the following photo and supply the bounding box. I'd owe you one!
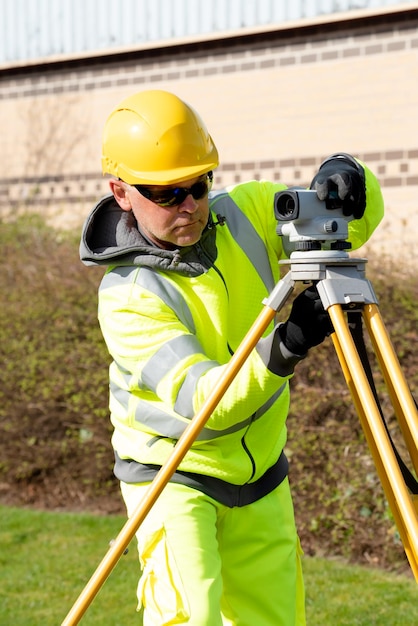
[136,525,190,625]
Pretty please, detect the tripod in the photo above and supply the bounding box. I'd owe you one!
[62,250,418,625]
[276,250,418,583]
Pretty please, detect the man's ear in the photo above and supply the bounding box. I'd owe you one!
[109,179,132,212]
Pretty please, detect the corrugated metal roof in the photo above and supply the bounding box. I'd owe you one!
[0,0,416,63]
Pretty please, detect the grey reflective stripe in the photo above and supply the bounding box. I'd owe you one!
[110,365,287,439]
[174,360,219,417]
[134,398,243,441]
[110,378,130,410]
[100,266,195,334]
[210,193,275,293]
[137,268,196,333]
[100,265,139,288]
[252,383,287,422]
[141,334,204,393]
[130,384,288,441]
[135,399,189,439]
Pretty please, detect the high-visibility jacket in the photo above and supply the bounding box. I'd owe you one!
[80,171,384,505]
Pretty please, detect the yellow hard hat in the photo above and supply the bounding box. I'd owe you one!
[101,90,219,185]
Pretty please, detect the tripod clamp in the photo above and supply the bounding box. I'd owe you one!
[264,249,377,313]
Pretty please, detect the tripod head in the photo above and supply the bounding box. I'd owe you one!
[274,188,354,252]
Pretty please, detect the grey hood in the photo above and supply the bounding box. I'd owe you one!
[79,193,219,277]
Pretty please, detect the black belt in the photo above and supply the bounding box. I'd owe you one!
[114,450,288,508]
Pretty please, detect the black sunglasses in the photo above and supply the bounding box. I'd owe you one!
[133,172,213,207]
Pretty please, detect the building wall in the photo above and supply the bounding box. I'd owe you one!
[2,0,415,63]
[1,5,417,260]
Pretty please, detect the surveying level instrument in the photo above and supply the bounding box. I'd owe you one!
[62,191,418,625]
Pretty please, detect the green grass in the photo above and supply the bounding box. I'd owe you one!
[0,506,416,625]
[303,557,417,625]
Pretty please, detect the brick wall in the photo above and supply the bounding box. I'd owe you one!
[1,6,417,260]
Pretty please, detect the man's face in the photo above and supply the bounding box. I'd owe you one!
[111,173,212,250]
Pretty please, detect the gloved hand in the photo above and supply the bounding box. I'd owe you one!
[310,153,366,219]
[278,285,333,355]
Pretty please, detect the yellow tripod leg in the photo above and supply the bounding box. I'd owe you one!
[61,303,278,626]
[363,304,418,476]
[329,303,418,581]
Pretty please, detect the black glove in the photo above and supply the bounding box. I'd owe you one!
[278,285,333,355]
[310,153,366,219]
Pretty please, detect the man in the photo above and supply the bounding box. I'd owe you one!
[80,89,384,625]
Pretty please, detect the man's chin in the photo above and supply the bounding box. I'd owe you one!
[172,225,203,247]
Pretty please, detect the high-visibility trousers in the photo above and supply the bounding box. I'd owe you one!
[121,477,305,626]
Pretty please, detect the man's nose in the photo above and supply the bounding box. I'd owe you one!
[178,194,199,211]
